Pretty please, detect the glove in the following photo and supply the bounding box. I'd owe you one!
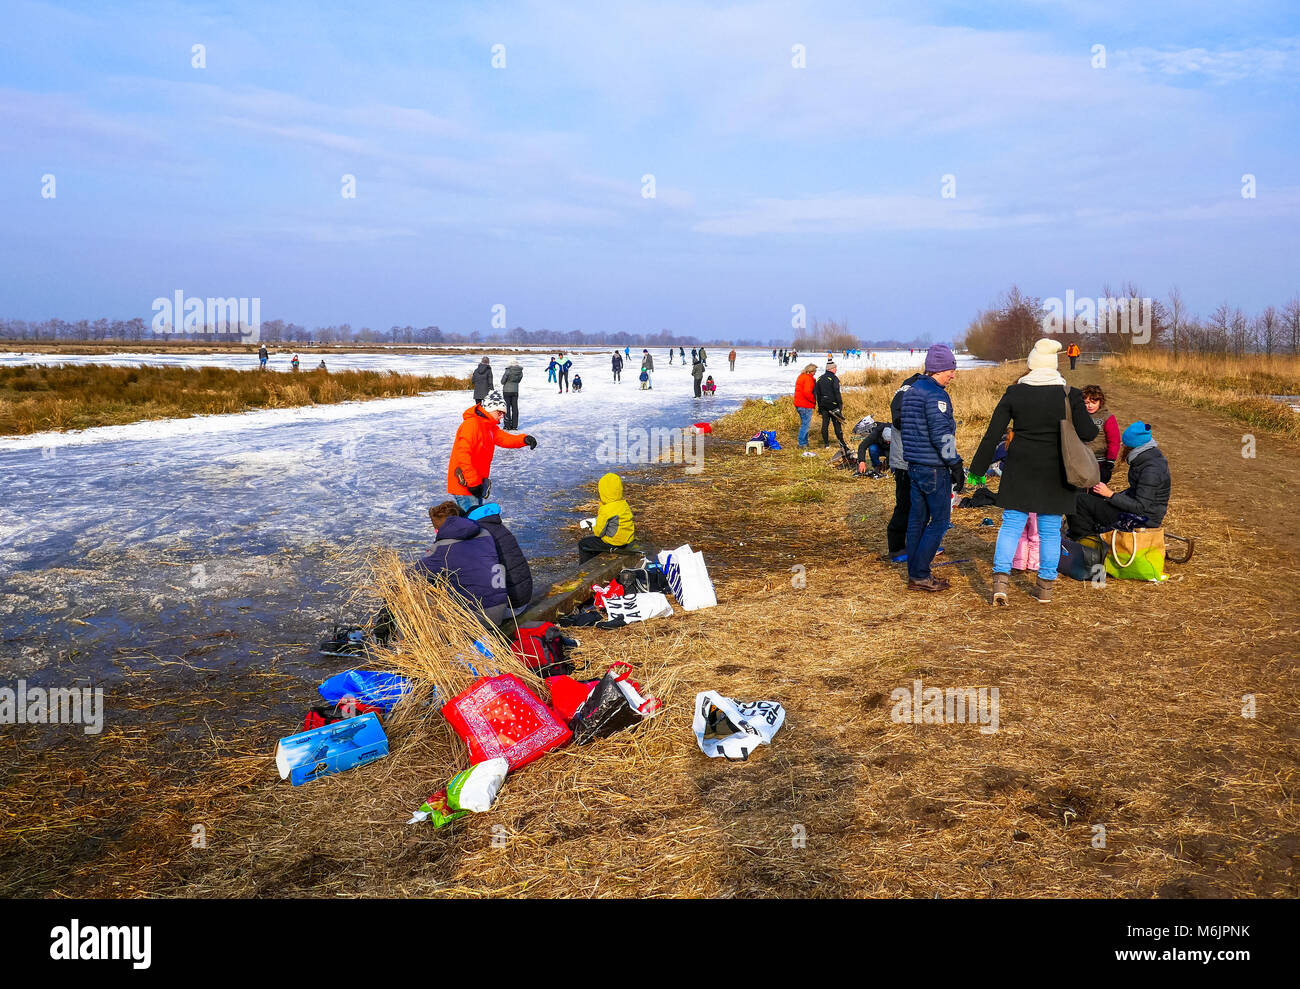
[523,434,538,450]
[467,480,485,499]
[948,463,966,493]
[968,474,987,487]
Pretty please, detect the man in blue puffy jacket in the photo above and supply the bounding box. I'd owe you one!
[415,502,510,627]
[466,501,533,611]
[898,344,964,592]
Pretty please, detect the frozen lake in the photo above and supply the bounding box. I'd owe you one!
[0,347,983,681]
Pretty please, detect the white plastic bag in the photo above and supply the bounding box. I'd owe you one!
[657,544,717,611]
[693,691,786,761]
[602,592,674,624]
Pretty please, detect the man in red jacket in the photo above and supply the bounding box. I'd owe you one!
[793,363,817,448]
[446,390,537,511]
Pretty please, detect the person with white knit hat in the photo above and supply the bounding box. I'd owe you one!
[969,338,1097,605]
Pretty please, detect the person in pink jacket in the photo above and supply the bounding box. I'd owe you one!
[1082,385,1121,483]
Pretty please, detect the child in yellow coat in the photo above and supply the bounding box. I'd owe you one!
[578,472,636,562]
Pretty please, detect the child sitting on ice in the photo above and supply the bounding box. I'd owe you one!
[571,373,583,392]
[577,472,636,562]
[702,375,716,395]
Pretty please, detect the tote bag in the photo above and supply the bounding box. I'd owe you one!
[1102,528,1166,581]
[1061,387,1101,489]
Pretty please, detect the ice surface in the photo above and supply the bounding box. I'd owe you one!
[0,347,984,677]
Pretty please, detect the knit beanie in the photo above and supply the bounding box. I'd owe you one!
[1121,421,1153,448]
[924,343,956,374]
[1026,338,1061,370]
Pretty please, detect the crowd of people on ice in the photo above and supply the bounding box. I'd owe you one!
[395,337,1170,626]
[460,346,738,433]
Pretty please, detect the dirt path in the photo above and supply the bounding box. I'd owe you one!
[1092,365,1300,559]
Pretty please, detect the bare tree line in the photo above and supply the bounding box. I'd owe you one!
[0,318,772,349]
[961,285,1300,362]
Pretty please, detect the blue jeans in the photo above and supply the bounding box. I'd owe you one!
[906,465,950,581]
[867,443,886,469]
[993,510,1062,580]
[452,494,484,513]
[797,407,812,446]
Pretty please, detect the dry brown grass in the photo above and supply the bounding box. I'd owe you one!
[3,362,1296,899]
[0,363,469,435]
[1105,351,1300,438]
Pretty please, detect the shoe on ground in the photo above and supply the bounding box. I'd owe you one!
[992,573,1010,606]
[908,576,950,592]
[879,551,907,563]
[1031,578,1054,603]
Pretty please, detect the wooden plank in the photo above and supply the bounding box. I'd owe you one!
[517,549,643,624]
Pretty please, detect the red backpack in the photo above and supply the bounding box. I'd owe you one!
[510,621,574,678]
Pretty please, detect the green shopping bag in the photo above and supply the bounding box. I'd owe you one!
[1100,528,1166,581]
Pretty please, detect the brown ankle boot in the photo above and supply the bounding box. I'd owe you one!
[992,573,1010,606]
[1031,578,1055,603]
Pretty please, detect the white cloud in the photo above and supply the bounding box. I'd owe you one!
[1118,41,1300,82]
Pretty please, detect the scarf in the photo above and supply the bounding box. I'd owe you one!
[1017,367,1067,386]
[1125,439,1158,462]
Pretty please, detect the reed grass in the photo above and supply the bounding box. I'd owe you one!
[0,363,469,435]
[1105,352,1300,437]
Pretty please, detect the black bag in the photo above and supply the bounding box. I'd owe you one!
[618,563,670,595]
[1058,536,1096,581]
[569,663,659,745]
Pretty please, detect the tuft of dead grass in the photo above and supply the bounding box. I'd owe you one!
[1105,351,1300,438]
[0,363,470,435]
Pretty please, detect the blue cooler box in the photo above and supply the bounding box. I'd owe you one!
[275,711,389,786]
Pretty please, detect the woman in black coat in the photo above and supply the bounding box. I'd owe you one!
[969,339,1097,605]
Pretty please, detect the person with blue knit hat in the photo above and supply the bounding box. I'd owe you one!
[1119,421,1151,448]
[1067,420,1171,540]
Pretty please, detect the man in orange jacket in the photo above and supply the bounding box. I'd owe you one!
[793,362,817,448]
[1066,341,1081,370]
[446,390,537,511]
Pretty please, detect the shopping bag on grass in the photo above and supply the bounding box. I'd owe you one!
[569,663,662,745]
[1101,528,1166,581]
[692,691,785,761]
[442,674,572,770]
[657,544,717,611]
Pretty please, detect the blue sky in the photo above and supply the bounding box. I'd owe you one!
[1,0,1297,341]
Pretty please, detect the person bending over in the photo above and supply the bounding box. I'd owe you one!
[446,390,537,513]
[413,501,511,630]
[855,417,891,478]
